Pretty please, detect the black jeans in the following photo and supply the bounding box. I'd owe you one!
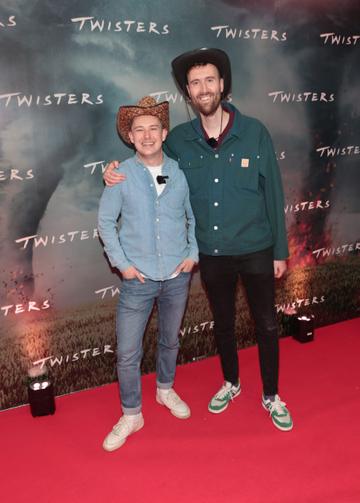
[199,247,279,396]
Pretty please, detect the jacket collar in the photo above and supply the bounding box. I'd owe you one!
[184,102,244,141]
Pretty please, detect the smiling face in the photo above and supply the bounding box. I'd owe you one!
[128,115,167,164]
[186,63,224,116]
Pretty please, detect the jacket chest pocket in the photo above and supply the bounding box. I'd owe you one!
[229,154,259,191]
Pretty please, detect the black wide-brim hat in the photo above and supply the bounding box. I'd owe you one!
[171,48,232,98]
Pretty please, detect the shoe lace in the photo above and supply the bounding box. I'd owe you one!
[214,382,233,400]
[268,395,287,415]
[166,389,181,405]
[113,416,131,436]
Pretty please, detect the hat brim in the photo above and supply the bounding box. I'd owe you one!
[171,48,231,98]
[117,101,169,145]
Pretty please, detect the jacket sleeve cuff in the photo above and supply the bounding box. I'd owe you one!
[273,244,289,261]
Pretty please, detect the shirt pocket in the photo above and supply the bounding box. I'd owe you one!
[164,188,185,215]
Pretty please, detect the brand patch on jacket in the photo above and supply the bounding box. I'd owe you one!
[241,158,250,168]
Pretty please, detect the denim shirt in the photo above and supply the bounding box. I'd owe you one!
[98,153,198,281]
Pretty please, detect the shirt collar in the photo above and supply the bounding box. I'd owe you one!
[134,151,170,172]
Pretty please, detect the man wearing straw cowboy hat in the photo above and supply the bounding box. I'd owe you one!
[98,96,198,451]
[104,48,293,432]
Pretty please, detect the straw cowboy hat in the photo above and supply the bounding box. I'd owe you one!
[117,96,169,145]
[171,47,232,99]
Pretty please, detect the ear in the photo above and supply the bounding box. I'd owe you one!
[162,128,168,142]
[220,78,224,94]
[128,131,134,144]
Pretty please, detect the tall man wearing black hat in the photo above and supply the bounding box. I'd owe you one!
[104,48,293,432]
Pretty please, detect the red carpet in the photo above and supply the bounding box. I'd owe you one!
[1,318,359,503]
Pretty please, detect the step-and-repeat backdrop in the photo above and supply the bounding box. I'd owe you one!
[1,0,359,409]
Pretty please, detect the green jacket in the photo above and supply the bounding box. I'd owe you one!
[165,103,289,260]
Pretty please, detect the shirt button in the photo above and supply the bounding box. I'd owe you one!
[213,225,218,230]
[214,178,219,183]
[215,154,219,159]
[158,253,161,256]
[157,236,160,240]
[257,155,260,159]
[156,218,160,222]
[214,202,219,207]
[214,249,219,254]
[150,184,154,187]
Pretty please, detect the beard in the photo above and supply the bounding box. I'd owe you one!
[192,92,222,116]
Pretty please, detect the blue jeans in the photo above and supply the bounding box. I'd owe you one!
[116,273,191,415]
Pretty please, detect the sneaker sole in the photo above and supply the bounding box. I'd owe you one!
[102,420,144,452]
[103,438,127,452]
[170,409,191,419]
[156,397,191,419]
[208,388,241,414]
[262,402,293,432]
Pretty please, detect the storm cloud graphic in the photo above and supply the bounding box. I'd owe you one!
[0,0,359,306]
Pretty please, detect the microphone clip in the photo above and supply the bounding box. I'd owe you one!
[206,137,218,148]
[156,175,169,185]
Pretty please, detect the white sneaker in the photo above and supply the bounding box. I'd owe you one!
[156,388,191,419]
[102,413,144,452]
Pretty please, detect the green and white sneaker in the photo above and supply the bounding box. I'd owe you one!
[262,394,293,431]
[208,381,241,414]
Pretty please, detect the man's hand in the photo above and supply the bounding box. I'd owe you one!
[175,258,196,274]
[104,160,126,187]
[121,266,145,283]
[273,260,287,278]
